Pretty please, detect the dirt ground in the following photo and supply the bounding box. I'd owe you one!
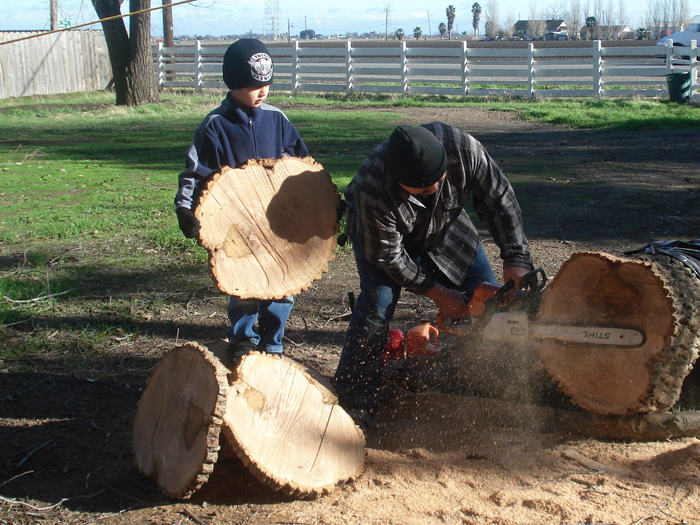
[1,105,699,524]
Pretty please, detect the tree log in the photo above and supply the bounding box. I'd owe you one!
[194,157,341,300]
[132,342,229,499]
[220,350,366,498]
[132,341,365,500]
[537,251,699,415]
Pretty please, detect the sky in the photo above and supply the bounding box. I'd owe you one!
[4,1,654,38]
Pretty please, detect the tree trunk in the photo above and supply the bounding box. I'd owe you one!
[162,0,174,46]
[92,0,158,105]
[537,251,699,415]
[194,157,341,300]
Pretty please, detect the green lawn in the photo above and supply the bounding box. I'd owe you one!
[0,90,697,362]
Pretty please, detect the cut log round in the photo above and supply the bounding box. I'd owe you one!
[132,342,229,499]
[194,157,341,300]
[537,251,699,415]
[221,351,366,498]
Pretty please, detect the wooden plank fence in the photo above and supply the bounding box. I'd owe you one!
[0,30,112,99]
[155,39,698,102]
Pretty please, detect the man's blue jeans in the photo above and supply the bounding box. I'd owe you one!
[227,295,294,354]
[334,241,496,413]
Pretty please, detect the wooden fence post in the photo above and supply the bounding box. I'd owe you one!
[690,40,698,103]
[593,40,602,98]
[528,43,535,99]
[665,39,674,75]
[157,41,164,91]
[345,39,353,95]
[400,40,408,95]
[461,40,468,96]
[292,40,300,95]
[195,40,202,92]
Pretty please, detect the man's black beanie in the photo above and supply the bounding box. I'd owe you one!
[385,125,447,188]
[222,38,274,90]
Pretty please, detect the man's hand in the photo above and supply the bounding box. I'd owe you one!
[176,206,200,239]
[503,266,532,289]
[424,283,470,320]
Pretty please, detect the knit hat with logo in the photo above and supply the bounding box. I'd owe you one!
[385,125,447,188]
[222,38,274,90]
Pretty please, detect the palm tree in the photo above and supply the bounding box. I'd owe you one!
[438,22,447,39]
[585,16,597,40]
[446,5,456,40]
[395,28,405,40]
[413,26,423,39]
[471,2,482,36]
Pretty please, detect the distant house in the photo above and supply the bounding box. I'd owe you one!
[593,25,635,39]
[513,19,567,40]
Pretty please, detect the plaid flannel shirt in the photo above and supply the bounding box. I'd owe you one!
[345,122,533,294]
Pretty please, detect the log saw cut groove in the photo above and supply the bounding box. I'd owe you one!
[537,252,699,415]
[132,342,229,499]
[221,352,366,498]
[194,157,341,300]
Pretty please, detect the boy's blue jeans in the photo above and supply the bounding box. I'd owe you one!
[227,295,294,354]
[334,240,496,413]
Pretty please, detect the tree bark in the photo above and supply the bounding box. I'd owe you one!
[92,0,158,106]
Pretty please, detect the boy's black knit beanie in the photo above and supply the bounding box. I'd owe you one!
[385,125,447,188]
[222,38,274,90]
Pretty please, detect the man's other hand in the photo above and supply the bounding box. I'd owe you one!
[503,266,532,289]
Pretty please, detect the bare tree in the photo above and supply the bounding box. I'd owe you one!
[92,0,158,106]
[484,0,500,39]
[503,15,515,39]
[569,0,582,39]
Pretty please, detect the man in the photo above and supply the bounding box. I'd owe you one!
[334,122,534,424]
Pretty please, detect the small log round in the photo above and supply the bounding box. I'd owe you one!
[221,352,366,498]
[132,342,229,499]
[194,157,341,300]
[537,251,699,415]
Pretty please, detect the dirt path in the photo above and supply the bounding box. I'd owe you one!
[1,106,698,525]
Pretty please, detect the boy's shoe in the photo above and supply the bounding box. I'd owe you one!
[228,340,258,359]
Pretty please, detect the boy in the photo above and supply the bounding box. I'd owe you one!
[174,38,309,357]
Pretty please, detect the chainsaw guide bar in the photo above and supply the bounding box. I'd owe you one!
[481,311,645,347]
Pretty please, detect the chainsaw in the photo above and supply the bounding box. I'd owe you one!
[436,268,645,347]
[383,268,645,366]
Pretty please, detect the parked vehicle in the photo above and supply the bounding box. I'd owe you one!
[656,15,700,58]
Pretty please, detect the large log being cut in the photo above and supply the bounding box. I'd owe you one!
[132,342,365,500]
[194,157,341,299]
[537,251,699,415]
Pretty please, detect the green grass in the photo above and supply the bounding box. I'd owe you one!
[0,89,698,366]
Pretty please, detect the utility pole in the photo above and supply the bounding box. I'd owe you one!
[427,10,431,38]
[385,6,390,40]
[162,0,174,47]
[50,0,59,30]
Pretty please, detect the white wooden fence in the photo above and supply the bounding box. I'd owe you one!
[155,39,698,102]
[0,31,112,99]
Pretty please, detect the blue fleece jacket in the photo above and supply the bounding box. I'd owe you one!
[174,94,309,209]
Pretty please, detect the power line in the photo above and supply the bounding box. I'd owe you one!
[1,0,198,47]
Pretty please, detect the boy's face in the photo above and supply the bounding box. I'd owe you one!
[230,84,270,108]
